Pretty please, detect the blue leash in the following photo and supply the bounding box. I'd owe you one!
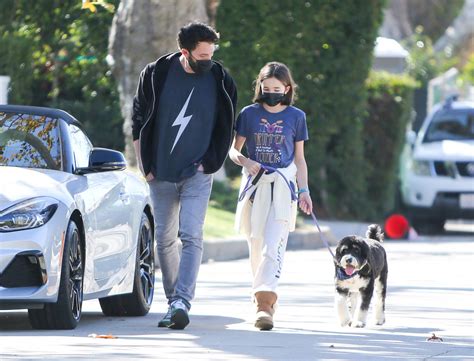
[238,164,337,261]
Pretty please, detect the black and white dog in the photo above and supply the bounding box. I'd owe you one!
[334,224,388,328]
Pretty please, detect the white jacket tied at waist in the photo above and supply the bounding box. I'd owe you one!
[235,162,298,240]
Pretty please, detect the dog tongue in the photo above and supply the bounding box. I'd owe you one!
[345,265,356,276]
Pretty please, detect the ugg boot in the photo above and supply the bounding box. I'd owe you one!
[254,291,277,330]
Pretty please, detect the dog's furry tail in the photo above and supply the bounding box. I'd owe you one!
[366,224,384,242]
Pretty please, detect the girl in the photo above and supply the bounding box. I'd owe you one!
[229,62,312,331]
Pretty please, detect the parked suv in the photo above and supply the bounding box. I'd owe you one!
[399,96,474,234]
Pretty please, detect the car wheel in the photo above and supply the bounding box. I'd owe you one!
[28,220,84,329]
[99,212,155,316]
[411,218,445,235]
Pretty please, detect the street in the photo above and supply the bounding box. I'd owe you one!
[0,232,473,360]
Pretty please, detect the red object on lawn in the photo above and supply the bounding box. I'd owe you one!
[384,214,410,239]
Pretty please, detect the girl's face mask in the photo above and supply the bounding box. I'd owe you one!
[261,92,285,106]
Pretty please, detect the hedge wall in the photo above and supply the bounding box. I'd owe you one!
[216,0,386,219]
[363,71,418,220]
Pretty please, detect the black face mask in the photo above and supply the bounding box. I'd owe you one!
[188,53,213,74]
[261,92,285,107]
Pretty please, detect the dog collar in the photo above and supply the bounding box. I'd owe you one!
[336,267,359,280]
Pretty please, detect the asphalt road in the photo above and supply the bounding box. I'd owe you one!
[0,230,473,360]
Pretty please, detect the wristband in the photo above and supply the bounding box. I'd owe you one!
[298,188,309,195]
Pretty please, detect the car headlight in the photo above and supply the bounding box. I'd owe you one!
[411,160,432,176]
[0,197,59,232]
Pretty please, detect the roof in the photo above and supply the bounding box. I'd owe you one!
[374,37,409,58]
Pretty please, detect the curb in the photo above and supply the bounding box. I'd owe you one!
[202,226,337,263]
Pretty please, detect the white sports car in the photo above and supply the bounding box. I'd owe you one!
[0,105,155,329]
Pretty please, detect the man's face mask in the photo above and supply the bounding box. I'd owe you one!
[261,91,285,107]
[188,52,213,74]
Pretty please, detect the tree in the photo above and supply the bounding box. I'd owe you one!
[0,0,123,150]
[108,0,210,165]
[379,0,464,41]
[435,0,474,65]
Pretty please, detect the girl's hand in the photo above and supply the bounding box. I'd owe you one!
[243,158,261,176]
[298,192,313,215]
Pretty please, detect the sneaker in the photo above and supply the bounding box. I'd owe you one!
[157,306,172,327]
[169,299,189,330]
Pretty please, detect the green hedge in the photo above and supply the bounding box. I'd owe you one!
[363,71,418,219]
[217,0,386,219]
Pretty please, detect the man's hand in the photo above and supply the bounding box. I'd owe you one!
[145,173,154,182]
[298,192,313,215]
[242,158,261,176]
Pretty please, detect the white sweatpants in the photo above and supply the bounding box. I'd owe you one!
[248,204,290,295]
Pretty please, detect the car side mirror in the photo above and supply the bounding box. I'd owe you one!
[76,148,126,174]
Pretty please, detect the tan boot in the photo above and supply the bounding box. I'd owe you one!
[254,291,277,331]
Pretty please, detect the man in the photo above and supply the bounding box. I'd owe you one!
[131,22,237,330]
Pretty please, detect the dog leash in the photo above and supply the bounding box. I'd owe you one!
[238,164,337,262]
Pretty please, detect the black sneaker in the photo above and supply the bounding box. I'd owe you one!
[168,299,189,330]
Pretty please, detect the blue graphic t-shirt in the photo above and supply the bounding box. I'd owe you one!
[235,103,309,168]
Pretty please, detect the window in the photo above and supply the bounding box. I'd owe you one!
[424,110,474,142]
[0,112,62,170]
[69,124,93,169]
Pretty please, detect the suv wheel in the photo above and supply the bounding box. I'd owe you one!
[411,218,445,235]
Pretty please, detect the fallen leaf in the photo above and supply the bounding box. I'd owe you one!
[88,333,117,339]
[426,333,443,342]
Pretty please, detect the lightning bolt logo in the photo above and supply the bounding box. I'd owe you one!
[170,87,194,153]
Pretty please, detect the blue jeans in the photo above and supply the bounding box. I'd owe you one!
[148,171,213,309]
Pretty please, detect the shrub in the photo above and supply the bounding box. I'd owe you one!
[364,71,418,219]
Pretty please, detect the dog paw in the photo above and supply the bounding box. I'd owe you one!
[339,318,351,327]
[375,318,385,326]
[350,320,366,328]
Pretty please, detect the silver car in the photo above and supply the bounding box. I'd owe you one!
[0,105,155,329]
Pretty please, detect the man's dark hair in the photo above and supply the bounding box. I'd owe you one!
[177,22,219,51]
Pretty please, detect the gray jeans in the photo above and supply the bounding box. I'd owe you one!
[148,171,213,309]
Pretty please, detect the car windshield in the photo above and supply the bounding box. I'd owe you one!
[0,112,62,170]
[423,109,474,143]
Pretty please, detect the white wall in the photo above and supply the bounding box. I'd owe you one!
[0,76,10,104]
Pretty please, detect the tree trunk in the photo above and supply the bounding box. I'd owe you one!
[108,0,209,166]
[379,0,412,41]
[435,0,474,65]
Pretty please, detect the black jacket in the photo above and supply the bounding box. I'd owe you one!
[132,52,237,177]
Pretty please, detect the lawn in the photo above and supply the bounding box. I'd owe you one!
[203,204,239,239]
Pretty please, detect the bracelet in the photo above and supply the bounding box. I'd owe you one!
[298,188,309,195]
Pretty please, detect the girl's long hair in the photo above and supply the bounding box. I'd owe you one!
[253,62,297,105]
